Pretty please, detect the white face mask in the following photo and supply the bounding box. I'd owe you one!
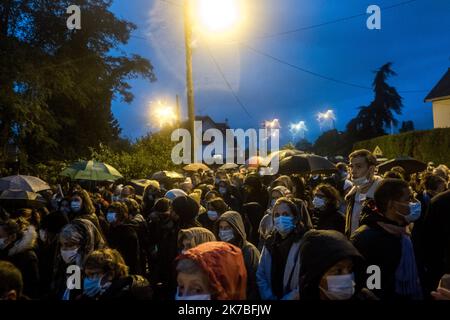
[219,229,234,242]
[312,196,326,209]
[39,229,47,242]
[107,212,117,224]
[175,288,211,301]
[352,176,370,187]
[61,248,79,264]
[207,210,219,221]
[321,273,355,300]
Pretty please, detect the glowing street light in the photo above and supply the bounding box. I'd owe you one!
[151,100,178,128]
[317,109,336,131]
[289,121,308,139]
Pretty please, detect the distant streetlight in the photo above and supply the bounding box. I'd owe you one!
[317,109,336,131]
[289,121,308,139]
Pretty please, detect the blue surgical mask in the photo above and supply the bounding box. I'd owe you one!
[219,229,234,242]
[274,216,295,235]
[207,210,218,221]
[312,196,326,209]
[405,202,421,223]
[70,201,82,212]
[83,276,101,298]
[107,212,117,223]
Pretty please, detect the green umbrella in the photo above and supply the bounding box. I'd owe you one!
[60,160,123,181]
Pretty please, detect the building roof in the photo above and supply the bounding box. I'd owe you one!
[425,68,450,102]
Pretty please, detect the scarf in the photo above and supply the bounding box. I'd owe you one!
[377,222,423,299]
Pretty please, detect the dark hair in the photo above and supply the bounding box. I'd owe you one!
[108,201,128,222]
[374,179,410,214]
[152,197,171,213]
[424,174,446,192]
[349,149,377,167]
[313,184,341,209]
[0,218,22,238]
[383,170,404,180]
[84,248,128,279]
[0,261,23,297]
[207,198,229,214]
[336,162,348,171]
[273,197,300,217]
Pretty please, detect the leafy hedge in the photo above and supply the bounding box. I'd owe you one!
[353,128,450,166]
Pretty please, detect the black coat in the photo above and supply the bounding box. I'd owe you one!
[422,190,450,296]
[107,224,141,275]
[312,207,345,234]
[350,207,402,300]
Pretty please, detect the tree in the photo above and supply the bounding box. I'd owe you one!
[0,0,156,168]
[346,62,403,142]
[399,121,415,133]
[313,129,352,157]
[295,139,313,152]
[281,142,296,150]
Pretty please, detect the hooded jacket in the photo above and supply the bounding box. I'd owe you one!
[0,224,39,299]
[172,195,202,229]
[350,201,404,300]
[217,211,261,300]
[176,241,247,300]
[178,227,216,249]
[299,229,370,300]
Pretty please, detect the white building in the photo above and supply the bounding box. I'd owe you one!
[425,68,450,128]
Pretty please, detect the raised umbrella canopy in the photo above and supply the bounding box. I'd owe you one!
[377,157,427,175]
[279,154,337,175]
[0,189,47,209]
[265,149,304,166]
[219,163,239,171]
[151,170,185,181]
[60,160,123,181]
[0,175,50,193]
[183,163,210,172]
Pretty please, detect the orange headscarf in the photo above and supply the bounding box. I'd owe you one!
[176,241,247,300]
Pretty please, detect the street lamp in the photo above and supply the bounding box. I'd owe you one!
[184,0,244,162]
[317,109,336,131]
[151,100,178,128]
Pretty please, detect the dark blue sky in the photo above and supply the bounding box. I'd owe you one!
[110,0,450,145]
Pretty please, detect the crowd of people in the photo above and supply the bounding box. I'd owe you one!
[1,149,450,301]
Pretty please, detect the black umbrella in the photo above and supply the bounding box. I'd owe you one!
[0,189,47,209]
[377,157,427,175]
[279,154,337,175]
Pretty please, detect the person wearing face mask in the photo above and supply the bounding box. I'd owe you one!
[351,179,423,300]
[175,241,247,300]
[258,186,291,246]
[216,179,241,212]
[0,217,39,299]
[51,218,105,300]
[331,162,354,197]
[105,202,142,276]
[311,184,345,234]
[58,198,72,217]
[197,198,229,231]
[256,197,308,300]
[81,248,152,300]
[178,227,216,254]
[216,211,261,300]
[298,229,378,300]
[69,190,102,234]
[36,210,68,297]
[345,149,383,238]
